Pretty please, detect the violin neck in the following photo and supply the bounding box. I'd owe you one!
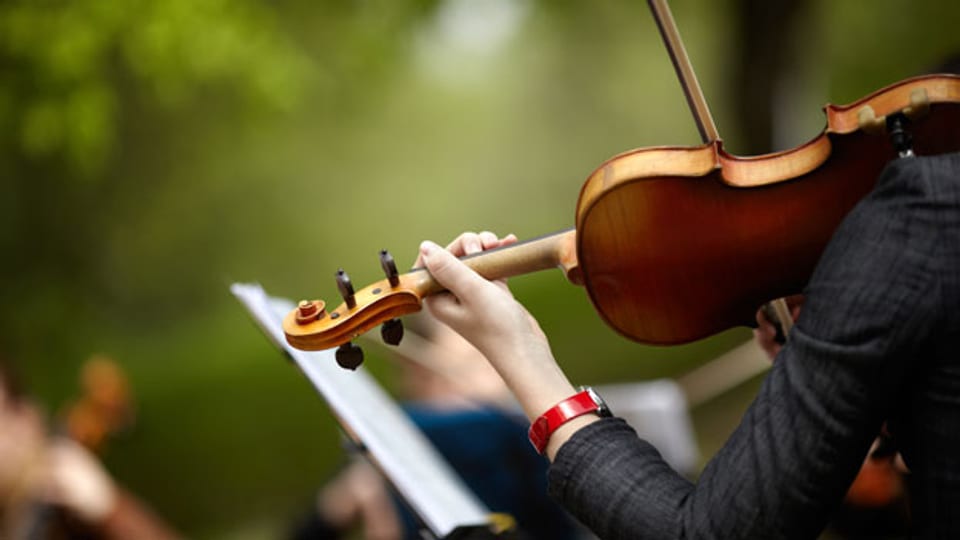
[648,0,719,143]
[413,229,580,296]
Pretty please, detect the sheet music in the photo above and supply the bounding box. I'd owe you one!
[231,283,490,538]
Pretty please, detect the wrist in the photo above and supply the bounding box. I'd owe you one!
[483,343,574,419]
[510,371,577,422]
[528,386,612,456]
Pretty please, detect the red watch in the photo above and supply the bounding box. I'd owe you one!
[528,386,612,455]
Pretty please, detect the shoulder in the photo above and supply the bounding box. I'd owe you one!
[869,151,960,203]
[798,153,956,347]
[814,153,956,269]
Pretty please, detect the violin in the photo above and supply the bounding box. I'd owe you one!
[283,0,960,361]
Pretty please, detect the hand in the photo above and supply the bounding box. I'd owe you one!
[418,232,593,457]
[318,460,401,540]
[391,311,515,406]
[414,231,534,364]
[40,439,117,524]
[753,295,804,361]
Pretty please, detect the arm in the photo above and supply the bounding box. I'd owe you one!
[416,232,599,458]
[419,158,943,539]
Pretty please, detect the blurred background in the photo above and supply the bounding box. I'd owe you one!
[2,0,958,537]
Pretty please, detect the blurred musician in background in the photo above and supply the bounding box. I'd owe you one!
[0,354,180,540]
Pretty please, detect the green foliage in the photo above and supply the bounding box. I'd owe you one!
[0,0,310,176]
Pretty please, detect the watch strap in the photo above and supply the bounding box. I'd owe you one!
[528,387,608,455]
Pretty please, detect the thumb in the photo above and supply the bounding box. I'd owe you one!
[419,241,487,304]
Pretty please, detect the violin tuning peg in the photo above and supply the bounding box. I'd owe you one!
[381,318,404,346]
[335,342,364,370]
[336,269,356,309]
[295,300,326,325]
[380,249,400,287]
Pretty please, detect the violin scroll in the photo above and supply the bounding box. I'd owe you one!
[284,252,429,360]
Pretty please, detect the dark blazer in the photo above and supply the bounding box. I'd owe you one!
[548,152,960,539]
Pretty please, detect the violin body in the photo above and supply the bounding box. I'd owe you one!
[576,75,960,344]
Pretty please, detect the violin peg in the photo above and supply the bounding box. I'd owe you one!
[336,269,356,309]
[381,318,404,346]
[335,342,364,370]
[295,299,326,325]
[380,249,400,287]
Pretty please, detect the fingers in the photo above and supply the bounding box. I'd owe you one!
[754,296,805,361]
[787,294,805,321]
[444,231,517,257]
[412,230,519,336]
[419,241,488,305]
[414,231,515,268]
[482,231,518,250]
[478,230,513,253]
[754,308,781,361]
[419,237,518,342]
[447,232,484,256]
[415,229,515,268]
